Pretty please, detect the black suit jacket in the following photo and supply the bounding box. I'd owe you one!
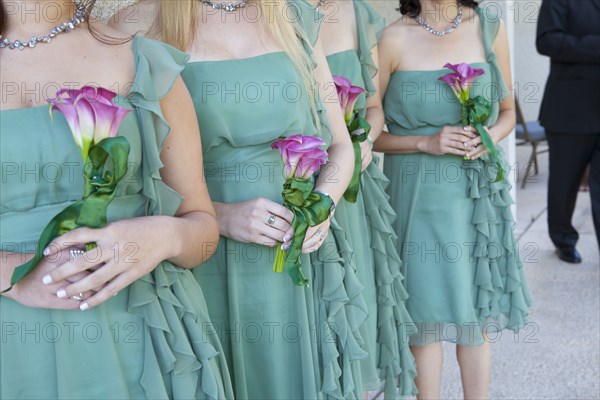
[536,0,600,134]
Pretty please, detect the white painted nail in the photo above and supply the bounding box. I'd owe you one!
[80,302,89,311]
[56,289,67,299]
[42,275,53,285]
[43,247,50,256]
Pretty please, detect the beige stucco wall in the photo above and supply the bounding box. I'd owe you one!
[512,0,548,122]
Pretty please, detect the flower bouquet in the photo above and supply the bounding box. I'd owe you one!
[333,75,371,202]
[8,87,131,288]
[271,134,333,287]
[439,63,504,182]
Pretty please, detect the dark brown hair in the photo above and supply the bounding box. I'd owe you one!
[399,0,478,17]
[1,0,6,33]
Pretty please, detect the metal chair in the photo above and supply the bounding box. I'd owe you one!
[515,98,548,188]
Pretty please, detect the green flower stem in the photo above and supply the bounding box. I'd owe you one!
[5,137,130,290]
[272,178,334,286]
[463,97,504,182]
[273,245,286,273]
[343,113,371,203]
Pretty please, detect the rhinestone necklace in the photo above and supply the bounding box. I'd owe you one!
[313,0,326,11]
[416,1,463,36]
[201,0,247,12]
[0,2,87,50]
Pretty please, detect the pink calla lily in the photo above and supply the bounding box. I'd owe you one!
[272,134,328,179]
[439,63,485,103]
[48,86,131,161]
[333,75,365,124]
[295,148,328,179]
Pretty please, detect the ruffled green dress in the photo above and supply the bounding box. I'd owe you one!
[182,1,366,398]
[326,0,417,397]
[383,9,532,347]
[0,37,233,400]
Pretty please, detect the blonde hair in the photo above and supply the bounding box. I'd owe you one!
[157,0,320,129]
[154,0,198,52]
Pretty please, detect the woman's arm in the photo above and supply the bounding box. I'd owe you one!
[364,45,385,143]
[373,26,425,154]
[465,21,516,159]
[152,76,221,267]
[42,77,220,309]
[312,39,355,202]
[359,45,385,169]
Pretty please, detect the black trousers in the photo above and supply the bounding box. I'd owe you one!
[547,132,600,250]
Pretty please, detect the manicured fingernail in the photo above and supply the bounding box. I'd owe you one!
[283,235,291,242]
[113,292,119,297]
[282,242,290,251]
[42,275,53,285]
[56,289,67,299]
[43,247,50,256]
[80,302,89,311]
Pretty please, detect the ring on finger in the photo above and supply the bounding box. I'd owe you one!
[267,214,276,226]
[70,292,84,301]
[69,248,85,260]
[316,228,325,240]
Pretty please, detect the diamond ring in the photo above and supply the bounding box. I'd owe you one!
[69,248,85,260]
[70,292,84,301]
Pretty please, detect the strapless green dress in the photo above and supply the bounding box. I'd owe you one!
[326,0,417,397]
[383,9,532,347]
[182,1,367,398]
[0,37,233,400]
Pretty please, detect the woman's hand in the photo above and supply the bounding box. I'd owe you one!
[301,219,331,254]
[464,126,496,160]
[360,140,373,171]
[217,198,294,247]
[7,247,95,310]
[419,126,477,156]
[41,216,178,310]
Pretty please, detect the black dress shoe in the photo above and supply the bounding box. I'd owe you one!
[556,247,582,264]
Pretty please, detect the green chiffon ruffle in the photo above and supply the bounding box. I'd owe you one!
[124,36,233,399]
[354,0,386,97]
[294,0,372,396]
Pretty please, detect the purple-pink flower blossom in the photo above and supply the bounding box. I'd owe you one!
[333,75,365,124]
[439,63,485,103]
[271,134,328,179]
[48,86,131,161]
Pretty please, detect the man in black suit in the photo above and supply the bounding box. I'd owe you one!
[537,0,600,263]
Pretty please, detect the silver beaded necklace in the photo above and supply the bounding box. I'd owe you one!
[416,1,463,36]
[313,0,326,11]
[0,2,87,50]
[201,0,247,12]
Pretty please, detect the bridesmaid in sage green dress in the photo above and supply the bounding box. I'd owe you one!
[320,0,417,397]
[0,2,232,399]
[111,0,367,398]
[377,0,532,398]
